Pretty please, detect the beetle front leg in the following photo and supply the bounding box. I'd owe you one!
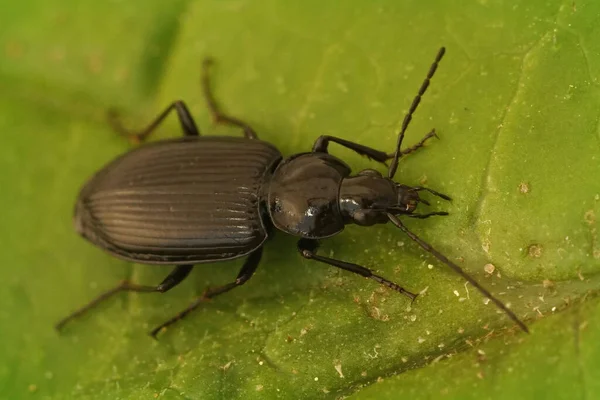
[312,136,392,165]
[55,265,194,331]
[388,129,438,158]
[313,130,437,166]
[297,239,417,301]
[150,247,263,338]
[108,100,200,144]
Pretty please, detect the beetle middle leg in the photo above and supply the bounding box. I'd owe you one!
[150,247,263,337]
[108,101,200,143]
[201,58,258,139]
[297,239,417,301]
[55,265,193,331]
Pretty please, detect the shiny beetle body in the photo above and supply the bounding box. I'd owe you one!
[57,49,528,336]
[75,137,281,264]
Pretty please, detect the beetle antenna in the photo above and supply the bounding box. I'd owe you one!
[388,47,446,179]
[387,213,529,333]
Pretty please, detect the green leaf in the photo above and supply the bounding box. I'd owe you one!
[1,0,599,399]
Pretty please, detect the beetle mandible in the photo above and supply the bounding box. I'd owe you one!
[56,47,528,336]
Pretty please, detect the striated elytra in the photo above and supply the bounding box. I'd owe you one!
[57,48,528,337]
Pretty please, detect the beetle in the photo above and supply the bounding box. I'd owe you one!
[56,47,528,336]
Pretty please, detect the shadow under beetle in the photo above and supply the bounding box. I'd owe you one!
[56,47,528,336]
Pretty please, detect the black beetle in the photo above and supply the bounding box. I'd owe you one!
[56,48,528,336]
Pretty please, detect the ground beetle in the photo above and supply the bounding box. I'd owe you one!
[56,48,528,336]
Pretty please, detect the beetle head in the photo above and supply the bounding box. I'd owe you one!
[339,169,428,226]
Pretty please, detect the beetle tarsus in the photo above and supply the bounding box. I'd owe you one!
[107,100,200,143]
[55,266,194,331]
[387,128,439,158]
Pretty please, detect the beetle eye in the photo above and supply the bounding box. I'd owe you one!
[358,169,382,177]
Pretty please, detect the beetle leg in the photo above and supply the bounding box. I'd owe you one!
[297,239,417,301]
[411,186,452,201]
[201,58,258,139]
[407,211,449,219]
[312,135,391,165]
[149,247,263,338]
[108,101,200,144]
[385,129,438,158]
[55,265,194,331]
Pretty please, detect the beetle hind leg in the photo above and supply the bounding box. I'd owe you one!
[150,247,263,338]
[201,58,258,139]
[55,265,193,331]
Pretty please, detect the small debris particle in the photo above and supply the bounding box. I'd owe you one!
[258,361,264,366]
[453,290,460,297]
[438,343,445,349]
[334,362,344,378]
[427,264,434,269]
[477,349,486,356]
[401,357,408,363]
[426,330,431,335]
[221,361,233,371]
[432,354,445,364]
[418,337,426,344]
[527,244,543,258]
[518,182,530,194]
[482,240,491,253]
[484,263,495,274]
[314,377,319,382]
[464,282,470,299]
[397,241,405,247]
[483,298,491,305]
[410,314,417,322]
[286,335,294,343]
[256,385,264,392]
[477,371,484,380]
[420,286,429,296]
[28,384,37,393]
[377,377,384,383]
[584,210,596,225]
[458,327,465,334]
[552,307,557,312]
[542,279,554,288]
[361,371,368,377]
